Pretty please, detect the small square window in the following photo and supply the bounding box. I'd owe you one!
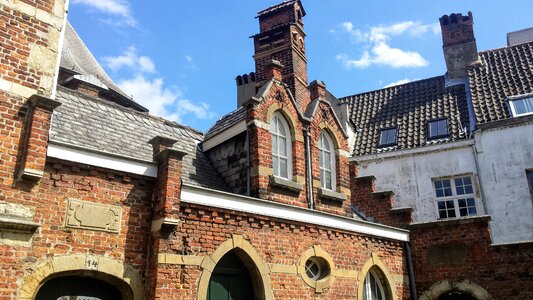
[509,96,533,117]
[378,127,397,147]
[428,119,448,139]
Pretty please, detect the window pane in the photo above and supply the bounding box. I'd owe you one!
[324,152,331,169]
[435,181,443,189]
[512,97,533,115]
[278,121,286,136]
[444,187,452,197]
[270,117,278,132]
[325,171,332,189]
[443,180,451,188]
[379,128,397,146]
[280,158,288,178]
[436,189,444,198]
[429,119,448,138]
[279,137,287,156]
[272,136,278,155]
[272,156,279,176]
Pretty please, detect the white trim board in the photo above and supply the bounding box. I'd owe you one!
[202,120,247,151]
[181,184,409,242]
[47,142,158,177]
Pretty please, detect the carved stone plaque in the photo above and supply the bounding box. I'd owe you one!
[65,199,121,233]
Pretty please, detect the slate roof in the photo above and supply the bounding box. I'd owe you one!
[468,41,533,124]
[60,22,147,112]
[340,76,469,156]
[204,106,246,140]
[50,86,229,191]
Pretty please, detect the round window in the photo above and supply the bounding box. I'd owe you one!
[304,257,330,281]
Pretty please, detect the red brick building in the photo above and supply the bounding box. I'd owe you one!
[0,1,531,300]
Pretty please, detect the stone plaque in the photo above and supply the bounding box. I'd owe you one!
[65,199,121,233]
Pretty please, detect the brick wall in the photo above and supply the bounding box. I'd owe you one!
[410,217,533,299]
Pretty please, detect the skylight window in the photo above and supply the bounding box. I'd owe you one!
[428,119,449,139]
[509,96,533,117]
[378,127,397,147]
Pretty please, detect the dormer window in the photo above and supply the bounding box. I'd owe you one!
[428,118,449,140]
[378,127,397,147]
[270,112,292,179]
[319,131,336,190]
[509,95,533,117]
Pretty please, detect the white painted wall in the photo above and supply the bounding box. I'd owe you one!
[357,142,480,223]
[475,123,533,244]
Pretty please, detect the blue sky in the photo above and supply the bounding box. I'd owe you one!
[68,0,532,132]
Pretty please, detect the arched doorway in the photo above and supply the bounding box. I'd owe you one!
[438,291,476,300]
[35,275,123,300]
[207,251,254,300]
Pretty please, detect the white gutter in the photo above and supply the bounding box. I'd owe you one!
[47,142,157,177]
[181,184,409,242]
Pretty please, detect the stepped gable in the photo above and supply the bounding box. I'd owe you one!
[51,86,229,191]
[340,76,469,156]
[468,41,533,124]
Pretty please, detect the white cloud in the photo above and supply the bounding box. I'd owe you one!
[185,55,193,63]
[335,21,439,69]
[383,78,418,88]
[102,47,155,73]
[118,75,216,123]
[72,0,135,26]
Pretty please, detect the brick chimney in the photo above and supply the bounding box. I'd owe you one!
[236,72,256,107]
[440,12,478,80]
[253,0,310,110]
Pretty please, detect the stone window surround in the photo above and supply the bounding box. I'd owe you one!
[319,130,336,191]
[270,112,293,180]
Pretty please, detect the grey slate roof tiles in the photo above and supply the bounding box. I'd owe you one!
[468,41,533,124]
[204,106,246,140]
[51,86,230,191]
[340,76,469,156]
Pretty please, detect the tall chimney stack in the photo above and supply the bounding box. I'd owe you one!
[253,0,310,110]
[440,12,478,81]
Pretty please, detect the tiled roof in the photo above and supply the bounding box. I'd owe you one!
[204,106,246,140]
[341,76,469,156]
[50,86,229,191]
[60,22,147,112]
[468,41,533,124]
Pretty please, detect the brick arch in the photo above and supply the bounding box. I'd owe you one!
[357,253,397,300]
[196,235,273,300]
[18,254,144,300]
[419,279,493,300]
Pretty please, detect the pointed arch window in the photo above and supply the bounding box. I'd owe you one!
[363,271,386,300]
[319,131,336,190]
[270,112,292,179]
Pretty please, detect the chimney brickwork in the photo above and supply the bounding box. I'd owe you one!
[440,12,478,80]
[254,0,310,110]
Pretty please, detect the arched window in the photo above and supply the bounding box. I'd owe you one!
[363,271,386,300]
[319,131,335,190]
[270,112,292,179]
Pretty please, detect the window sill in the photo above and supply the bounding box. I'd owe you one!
[318,188,346,202]
[269,175,303,192]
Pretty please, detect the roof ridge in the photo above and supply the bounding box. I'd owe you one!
[477,40,533,54]
[339,75,447,101]
[57,86,204,137]
[257,0,296,17]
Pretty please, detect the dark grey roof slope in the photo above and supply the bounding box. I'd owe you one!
[341,76,469,156]
[469,41,533,124]
[50,86,229,191]
[204,106,246,140]
[60,22,147,112]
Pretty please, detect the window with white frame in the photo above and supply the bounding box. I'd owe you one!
[433,175,479,219]
[427,118,449,139]
[509,96,533,117]
[319,131,336,190]
[270,112,292,179]
[363,270,385,300]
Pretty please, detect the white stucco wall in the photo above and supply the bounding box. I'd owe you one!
[356,141,480,223]
[475,123,533,244]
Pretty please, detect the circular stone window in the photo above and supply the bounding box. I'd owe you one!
[304,256,330,281]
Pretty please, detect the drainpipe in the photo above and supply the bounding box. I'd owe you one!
[304,128,314,209]
[405,242,418,300]
[246,128,251,196]
[471,143,489,216]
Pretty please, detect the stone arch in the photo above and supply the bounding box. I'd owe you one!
[298,245,336,293]
[357,253,397,300]
[197,235,273,300]
[265,103,302,142]
[318,123,343,152]
[18,254,144,300]
[419,279,493,300]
